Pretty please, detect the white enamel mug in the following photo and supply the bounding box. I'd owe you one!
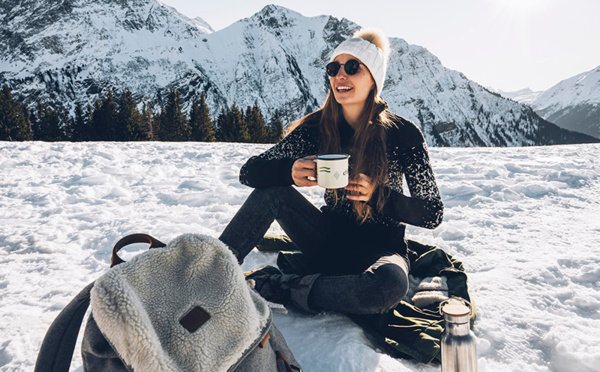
[314,154,349,189]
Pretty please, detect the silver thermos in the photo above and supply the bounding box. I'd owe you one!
[440,297,477,372]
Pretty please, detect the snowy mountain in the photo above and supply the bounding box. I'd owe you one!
[1,1,597,146]
[526,66,600,139]
[0,0,215,107]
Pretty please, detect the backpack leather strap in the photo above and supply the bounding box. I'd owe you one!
[110,233,166,268]
[276,350,296,372]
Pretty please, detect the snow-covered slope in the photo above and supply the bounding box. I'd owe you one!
[494,88,542,106]
[1,141,600,371]
[0,1,596,146]
[527,66,600,139]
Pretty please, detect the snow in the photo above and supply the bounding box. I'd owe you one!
[1,141,600,372]
[494,88,543,106]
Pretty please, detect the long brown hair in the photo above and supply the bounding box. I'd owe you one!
[287,88,394,223]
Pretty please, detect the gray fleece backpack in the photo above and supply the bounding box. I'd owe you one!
[34,233,301,372]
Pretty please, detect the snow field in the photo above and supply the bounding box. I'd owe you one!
[1,142,599,371]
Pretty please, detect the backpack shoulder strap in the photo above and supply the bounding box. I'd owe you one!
[34,282,94,372]
[34,234,163,372]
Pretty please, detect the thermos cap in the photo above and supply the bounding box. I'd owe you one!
[441,298,470,317]
[440,297,473,324]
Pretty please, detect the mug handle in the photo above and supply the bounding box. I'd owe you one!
[309,158,318,182]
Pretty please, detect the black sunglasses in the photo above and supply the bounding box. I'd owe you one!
[326,59,363,77]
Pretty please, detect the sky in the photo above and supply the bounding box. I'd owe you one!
[160,0,600,92]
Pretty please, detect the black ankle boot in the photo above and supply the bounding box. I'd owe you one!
[245,265,321,312]
[245,266,291,305]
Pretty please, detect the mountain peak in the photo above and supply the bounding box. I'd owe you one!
[257,4,294,15]
[250,4,301,29]
[191,16,214,33]
[526,64,600,138]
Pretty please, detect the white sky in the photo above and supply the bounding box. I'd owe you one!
[161,0,600,92]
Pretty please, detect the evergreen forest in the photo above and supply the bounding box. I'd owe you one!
[0,86,285,143]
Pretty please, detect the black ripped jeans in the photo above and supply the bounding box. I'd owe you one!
[219,186,409,315]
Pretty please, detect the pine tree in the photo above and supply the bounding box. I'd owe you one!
[231,102,250,142]
[68,103,91,141]
[217,103,249,143]
[153,105,164,141]
[88,99,102,141]
[116,89,142,141]
[158,89,190,141]
[90,90,118,141]
[216,108,228,142]
[32,102,64,141]
[140,101,155,141]
[268,109,284,143]
[189,93,216,142]
[245,102,268,143]
[19,105,33,141]
[102,90,118,141]
[0,85,32,141]
[85,103,98,140]
[63,108,75,141]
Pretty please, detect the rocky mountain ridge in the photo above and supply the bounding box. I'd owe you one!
[513,66,600,139]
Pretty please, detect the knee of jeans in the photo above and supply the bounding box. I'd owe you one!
[370,264,409,312]
[249,186,292,206]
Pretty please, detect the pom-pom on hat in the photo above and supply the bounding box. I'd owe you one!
[330,28,390,96]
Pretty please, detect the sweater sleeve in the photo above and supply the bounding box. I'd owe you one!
[239,126,318,188]
[380,123,444,229]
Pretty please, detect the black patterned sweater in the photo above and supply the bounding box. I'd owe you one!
[239,111,444,257]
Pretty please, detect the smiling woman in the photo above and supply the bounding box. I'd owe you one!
[217,27,445,324]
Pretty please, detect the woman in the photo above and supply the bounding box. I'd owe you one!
[218,28,443,315]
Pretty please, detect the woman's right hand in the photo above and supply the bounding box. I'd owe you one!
[292,155,318,187]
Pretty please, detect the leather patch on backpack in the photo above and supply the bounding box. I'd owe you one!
[180,306,211,333]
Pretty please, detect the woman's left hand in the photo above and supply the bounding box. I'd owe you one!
[345,173,375,202]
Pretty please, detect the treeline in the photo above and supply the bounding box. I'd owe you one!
[0,85,284,143]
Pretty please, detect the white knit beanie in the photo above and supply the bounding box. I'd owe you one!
[330,36,387,96]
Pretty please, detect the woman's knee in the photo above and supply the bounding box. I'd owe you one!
[366,263,409,313]
[247,186,294,207]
